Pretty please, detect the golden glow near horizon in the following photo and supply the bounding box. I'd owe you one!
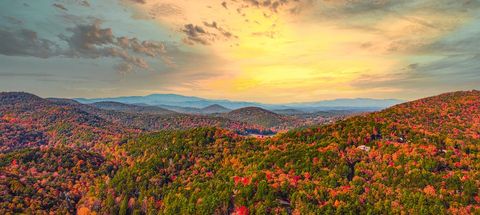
[123,0,477,103]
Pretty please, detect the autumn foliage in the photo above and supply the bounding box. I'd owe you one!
[1,90,480,214]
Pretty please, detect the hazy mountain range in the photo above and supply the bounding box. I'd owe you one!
[75,94,404,112]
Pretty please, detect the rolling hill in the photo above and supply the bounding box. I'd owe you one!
[49,97,271,133]
[155,104,231,114]
[1,92,277,138]
[0,92,130,152]
[224,106,294,128]
[200,104,231,114]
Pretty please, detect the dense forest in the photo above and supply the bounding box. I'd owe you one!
[1,90,479,214]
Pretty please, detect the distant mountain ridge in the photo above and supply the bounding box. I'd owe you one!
[75,94,404,111]
[90,101,175,115]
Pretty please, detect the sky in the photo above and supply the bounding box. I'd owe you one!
[0,0,479,103]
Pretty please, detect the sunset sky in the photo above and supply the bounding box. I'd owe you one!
[0,0,479,103]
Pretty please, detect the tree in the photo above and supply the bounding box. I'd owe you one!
[119,196,129,215]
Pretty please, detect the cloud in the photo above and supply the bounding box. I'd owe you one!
[148,3,183,18]
[417,34,480,55]
[181,24,211,45]
[60,21,172,72]
[233,0,309,13]
[203,21,234,38]
[2,16,24,25]
[251,30,276,38]
[240,0,288,12]
[0,72,54,78]
[117,37,166,56]
[181,22,235,45]
[313,0,480,24]
[0,20,172,74]
[203,21,219,29]
[115,62,134,75]
[299,0,479,38]
[61,22,115,57]
[350,54,480,96]
[407,63,419,70]
[0,28,59,58]
[52,3,68,11]
[78,0,90,7]
[322,0,402,15]
[129,0,147,4]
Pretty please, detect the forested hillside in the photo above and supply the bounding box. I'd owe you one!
[224,107,300,129]
[72,90,480,214]
[0,148,114,214]
[1,91,479,214]
[90,101,176,115]
[0,92,130,153]
[51,97,276,134]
